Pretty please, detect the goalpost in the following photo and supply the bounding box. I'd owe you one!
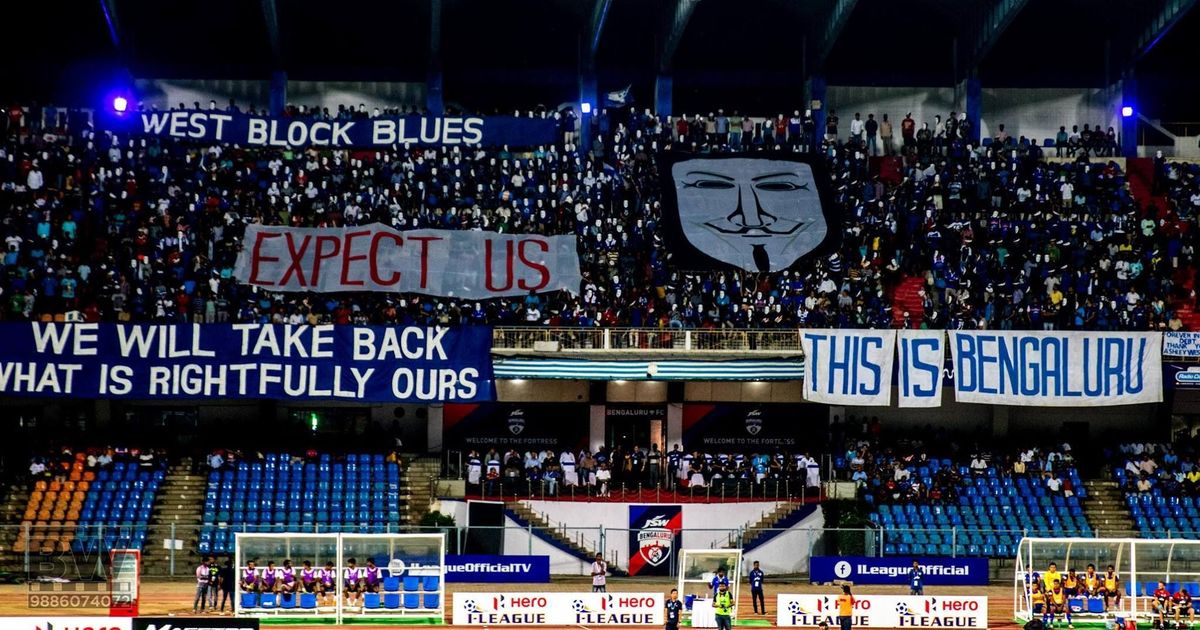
[234,532,445,624]
[678,549,743,627]
[1015,537,1200,625]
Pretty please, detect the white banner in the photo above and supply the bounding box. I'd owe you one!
[949,331,1162,406]
[1164,332,1200,357]
[451,592,663,626]
[234,223,581,299]
[0,619,131,630]
[776,594,987,629]
[897,330,946,408]
[802,330,896,406]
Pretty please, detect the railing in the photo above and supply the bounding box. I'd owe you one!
[467,478,819,504]
[491,327,804,354]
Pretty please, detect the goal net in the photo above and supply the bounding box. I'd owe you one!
[677,549,743,622]
[234,532,445,624]
[1015,537,1200,625]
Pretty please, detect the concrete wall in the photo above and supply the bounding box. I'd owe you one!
[438,499,824,576]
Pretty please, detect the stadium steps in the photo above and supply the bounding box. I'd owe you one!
[736,501,807,552]
[144,459,204,573]
[506,502,627,576]
[402,457,440,524]
[0,484,30,547]
[1082,480,1139,538]
[890,275,926,328]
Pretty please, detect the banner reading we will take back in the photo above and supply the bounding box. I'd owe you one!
[0,322,493,403]
[234,224,581,299]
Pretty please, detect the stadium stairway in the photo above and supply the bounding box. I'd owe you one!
[506,502,626,576]
[402,457,440,524]
[146,458,204,573]
[0,483,31,570]
[732,501,808,552]
[890,275,926,328]
[1127,157,1168,213]
[1082,480,1139,538]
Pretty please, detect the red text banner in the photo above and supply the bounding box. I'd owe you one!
[234,224,581,299]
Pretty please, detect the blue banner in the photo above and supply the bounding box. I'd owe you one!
[809,556,989,586]
[444,555,549,583]
[0,323,493,402]
[95,110,558,148]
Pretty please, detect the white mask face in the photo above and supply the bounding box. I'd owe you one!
[670,158,828,272]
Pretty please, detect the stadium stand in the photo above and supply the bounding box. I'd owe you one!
[198,453,402,555]
[0,104,1193,332]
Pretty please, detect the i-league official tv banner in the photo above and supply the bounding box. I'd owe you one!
[948,331,1161,406]
[444,555,550,583]
[809,556,989,586]
[234,224,581,299]
[627,505,681,576]
[0,323,493,402]
[776,594,987,629]
[99,109,558,148]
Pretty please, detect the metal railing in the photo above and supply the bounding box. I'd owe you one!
[491,327,804,354]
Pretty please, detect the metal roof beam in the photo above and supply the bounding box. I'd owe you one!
[99,0,122,53]
[261,0,283,67]
[587,0,613,60]
[659,0,700,74]
[963,0,1030,72]
[1130,0,1198,63]
[814,0,858,70]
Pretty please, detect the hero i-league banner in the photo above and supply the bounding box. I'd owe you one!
[98,110,558,148]
[627,505,682,576]
[802,329,1161,407]
[234,224,581,299]
[0,323,493,402]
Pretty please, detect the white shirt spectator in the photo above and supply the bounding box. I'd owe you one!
[29,461,45,476]
[1047,476,1062,492]
[209,453,224,469]
[970,457,988,472]
[27,169,43,191]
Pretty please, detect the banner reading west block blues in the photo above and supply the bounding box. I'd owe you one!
[627,505,681,577]
[98,109,558,148]
[802,330,896,405]
[949,331,1161,407]
[0,323,493,402]
[896,330,946,408]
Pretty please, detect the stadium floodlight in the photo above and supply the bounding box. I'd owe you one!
[581,102,593,114]
[1121,106,1134,118]
[112,96,128,113]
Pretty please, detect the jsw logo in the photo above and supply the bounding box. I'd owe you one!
[642,516,670,528]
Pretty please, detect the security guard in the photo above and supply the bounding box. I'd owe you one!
[714,581,735,630]
[749,561,766,614]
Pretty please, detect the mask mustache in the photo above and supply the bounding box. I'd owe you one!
[703,221,807,236]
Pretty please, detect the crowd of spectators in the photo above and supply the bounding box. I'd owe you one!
[839,428,1079,505]
[1,100,1197,331]
[28,445,164,483]
[464,444,822,497]
[1114,442,1200,496]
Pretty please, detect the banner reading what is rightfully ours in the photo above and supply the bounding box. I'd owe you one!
[234,224,582,299]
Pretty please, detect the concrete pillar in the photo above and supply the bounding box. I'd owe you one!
[1121,75,1138,158]
[426,72,445,115]
[806,75,827,152]
[992,405,1010,438]
[965,73,982,145]
[655,74,673,119]
[589,404,605,452]
[666,402,683,450]
[580,72,598,154]
[269,71,287,116]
